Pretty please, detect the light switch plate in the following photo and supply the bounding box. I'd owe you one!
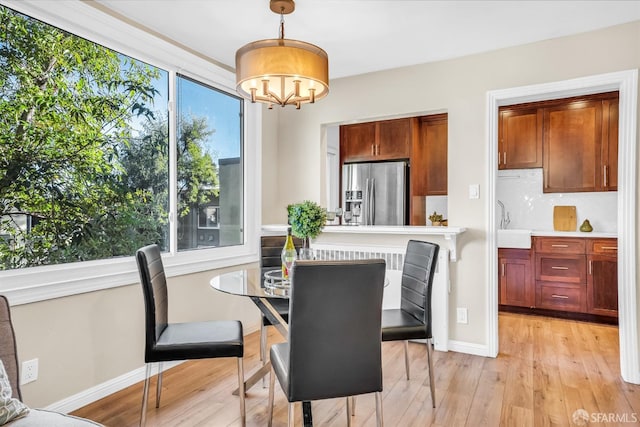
[468,184,480,199]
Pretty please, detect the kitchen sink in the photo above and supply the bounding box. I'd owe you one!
[497,229,532,249]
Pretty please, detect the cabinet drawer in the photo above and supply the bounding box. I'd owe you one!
[534,237,585,254]
[536,282,586,312]
[536,254,586,283]
[587,238,617,255]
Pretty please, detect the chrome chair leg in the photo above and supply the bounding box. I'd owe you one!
[268,366,276,427]
[346,397,352,427]
[238,358,246,427]
[350,396,356,416]
[427,338,436,408]
[288,402,295,427]
[403,340,410,380]
[261,323,267,387]
[140,363,152,427]
[155,362,163,408]
[375,391,384,427]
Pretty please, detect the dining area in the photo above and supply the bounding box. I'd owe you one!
[126,236,440,427]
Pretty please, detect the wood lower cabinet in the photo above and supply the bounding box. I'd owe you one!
[587,239,618,317]
[500,236,618,320]
[499,249,534,308]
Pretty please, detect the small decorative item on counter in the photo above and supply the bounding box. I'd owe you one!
[428,211,444,226]
[579,219,593,232]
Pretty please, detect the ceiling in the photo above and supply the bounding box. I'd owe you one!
[93,0,640,79]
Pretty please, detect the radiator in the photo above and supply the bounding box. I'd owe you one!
[311,243,449,352]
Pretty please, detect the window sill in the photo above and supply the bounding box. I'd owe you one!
[0,247,258,306]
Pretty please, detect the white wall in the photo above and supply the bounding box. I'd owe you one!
[263,21,640,348]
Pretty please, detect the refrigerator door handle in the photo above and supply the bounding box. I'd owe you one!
[369,178,376,225]
[362,178,369,225]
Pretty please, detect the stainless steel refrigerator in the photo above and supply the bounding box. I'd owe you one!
[342,161,408,226]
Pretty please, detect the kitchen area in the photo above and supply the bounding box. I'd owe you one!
[496,91,619,323]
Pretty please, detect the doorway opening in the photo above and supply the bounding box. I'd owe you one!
[486,70,638,384]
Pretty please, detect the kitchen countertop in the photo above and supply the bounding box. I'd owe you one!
[262,224,467,261]
[530,230,617,239]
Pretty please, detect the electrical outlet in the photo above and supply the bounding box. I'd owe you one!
[456,308,468,324]
[21,358,38,385]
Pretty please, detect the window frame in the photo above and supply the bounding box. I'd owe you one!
[0,0,262,305]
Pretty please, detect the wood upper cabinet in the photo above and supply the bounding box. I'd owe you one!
[587,238,618,317]
[340,122,377,163]
[377,118,413,160]
[602,98,618,191]
[498,107,542,169]
[542,93,619,193]
[499,249,534,308]
[413,114,448,196]
[340,118,411,163]
[543,100,602,193]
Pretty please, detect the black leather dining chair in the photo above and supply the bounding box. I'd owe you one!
[381,239,440,408]
[259,235,302,365]
[136,244,245,427]
[267,259,386,427]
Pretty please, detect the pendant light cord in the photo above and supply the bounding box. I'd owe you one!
[279,8,285,39]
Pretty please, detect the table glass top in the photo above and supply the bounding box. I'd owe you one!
[210,267,288,299]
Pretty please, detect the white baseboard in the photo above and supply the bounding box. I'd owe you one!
[447,340,491,357]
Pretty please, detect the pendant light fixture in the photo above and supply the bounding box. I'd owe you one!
[235,0,329,109]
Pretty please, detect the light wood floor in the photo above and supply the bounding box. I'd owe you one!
[72,313,640,426]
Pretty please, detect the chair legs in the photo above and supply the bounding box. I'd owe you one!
[238,358,246,427]
[403,340,410,380]
[140,358,246,427]
[346,397,352,427]
[288,402,295,427]
[375,391,384,427]
[140,363,153,427]
[426,338,436,408]
[267,366,276,427]
[155,362,163,408]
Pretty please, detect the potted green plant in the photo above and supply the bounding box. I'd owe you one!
[287,200,327,259]
[428,211,443,226]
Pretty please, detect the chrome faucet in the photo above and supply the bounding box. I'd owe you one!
[497,200,511,229]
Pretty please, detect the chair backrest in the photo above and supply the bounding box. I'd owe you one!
[135,244,168,362]
[0,295,22,400]
[400,240,440,338]
[259,235,303,277]
[286,259,386,402]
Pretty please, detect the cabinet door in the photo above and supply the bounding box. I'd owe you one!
[602,98,618,191]
[587,255,618,317]
[498,108,542,169]
[340,122,376,163]
[543,100,602,193]
[413,115,447,196]
[376,118,412,160]
[499,250,534,307]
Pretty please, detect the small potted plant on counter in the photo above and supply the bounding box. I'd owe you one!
[287,200,327,259]
[428,211,444,226]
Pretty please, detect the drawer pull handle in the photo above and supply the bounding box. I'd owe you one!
[551,266,569,270]
[551,294,569,299]
[601,246,617,250]
[589,260,592,275]
[551,244,569,248]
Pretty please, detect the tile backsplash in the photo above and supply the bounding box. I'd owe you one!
[497,169,617,233]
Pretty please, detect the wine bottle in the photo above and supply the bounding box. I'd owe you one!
[281,226,297,280]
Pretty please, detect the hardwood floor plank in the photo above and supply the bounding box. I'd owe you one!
[71,313,639,427]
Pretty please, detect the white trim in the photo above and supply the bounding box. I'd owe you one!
[0,0,263,305]
[486,70,639,383]
[447,340,490,357]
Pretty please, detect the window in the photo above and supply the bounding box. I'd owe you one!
[0,5,246,272]
[176,75,243,250]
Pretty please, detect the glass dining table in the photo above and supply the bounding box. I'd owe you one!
[210,267,314,426]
